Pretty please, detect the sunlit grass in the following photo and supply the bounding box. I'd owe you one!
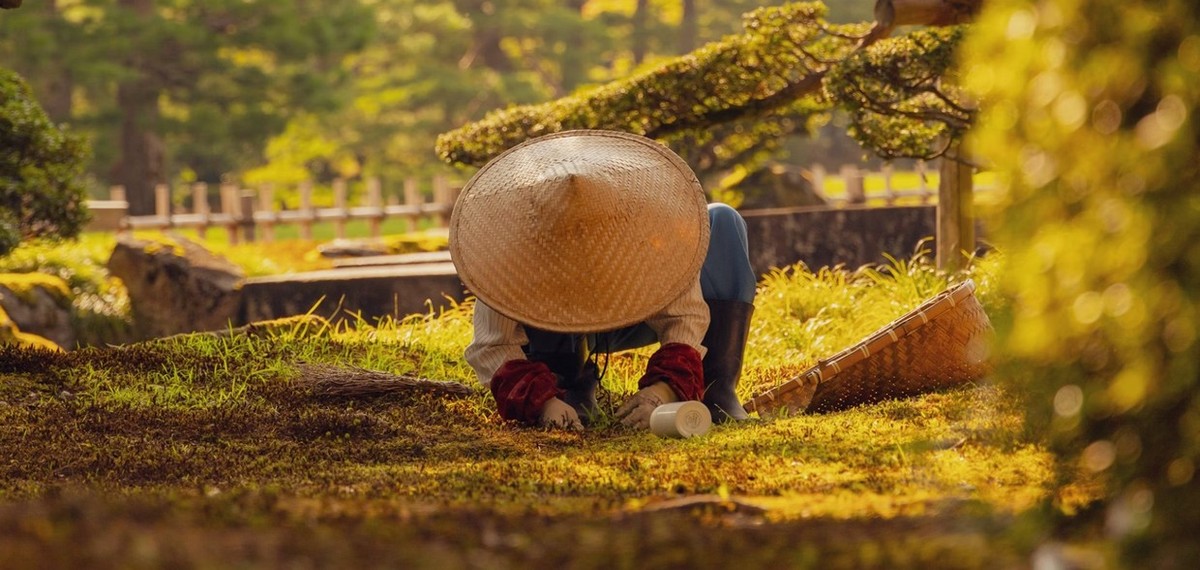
[0,242,1081,566]
[2,250,1037,510]
[166,217,428,245]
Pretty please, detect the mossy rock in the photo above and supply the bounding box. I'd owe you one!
[136,233,187,257]
[0,273,72,310]
[0,273,73,349]
[0,305,61,351]
[384,230,449,255]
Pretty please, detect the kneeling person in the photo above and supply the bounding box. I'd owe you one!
[450,130,756,430]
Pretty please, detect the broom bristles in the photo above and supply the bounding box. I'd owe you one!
[294,363,475,400]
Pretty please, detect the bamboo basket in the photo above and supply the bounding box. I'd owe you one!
[744,279,992,415]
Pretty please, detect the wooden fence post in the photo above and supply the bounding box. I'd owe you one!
[239,189,256,243]
[154,184,171,224]
[366,176,384,238]
[809,164,826,200]
[881,163,896,205]
[116,185,128,234]
[258,184,276,242]
[432,174,460,227]
[936,148,975,272]
[298,180,314,240]
[220,183,240,244]
[404,177,422,232]
[192,182,210,239]
[333,178,348,239]
[97,185,130,234]
[842,165,866,205]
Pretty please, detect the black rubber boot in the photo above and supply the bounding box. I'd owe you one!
[701,299,754,423]
[528,349,601,423]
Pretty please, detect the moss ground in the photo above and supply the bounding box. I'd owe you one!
[0,248,1100,568]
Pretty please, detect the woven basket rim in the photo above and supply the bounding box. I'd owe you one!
[744,279,984,413]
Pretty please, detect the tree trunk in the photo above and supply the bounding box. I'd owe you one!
[112,0,165,216]
[39,71,73,122]
[677,0,696,54]
[475,32,511,72]
[632,0,649,64]
[936,141,975,272]
[878,0,982,27]
[561,0,588,93]
[866,0,983,43]
[458,0,512,72]
[38,0,72,121]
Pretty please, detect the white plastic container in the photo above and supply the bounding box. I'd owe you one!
[650,401,712,438]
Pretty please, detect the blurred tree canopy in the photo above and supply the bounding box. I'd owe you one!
[965,0,1200,564]
[258,0,838,195]
[0,0,376,215]
[2,0,842,211]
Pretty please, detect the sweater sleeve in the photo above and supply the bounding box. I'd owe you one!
[644,280,709,359]
[464,301,529,386]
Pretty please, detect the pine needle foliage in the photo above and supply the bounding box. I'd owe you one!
[0,69,89,254]
[826,26,974,161]
[435,2,864,168]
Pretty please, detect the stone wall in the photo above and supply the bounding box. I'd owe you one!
[238,205,967,325]
[100,205,978,336]
[742,204,943,276]
[237,263,465,326]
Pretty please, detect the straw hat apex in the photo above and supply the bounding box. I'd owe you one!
[450,130,710,333]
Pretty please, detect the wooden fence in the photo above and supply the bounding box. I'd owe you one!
[809,161,937,206]
[86,175,461,243]
[84,161,985,271]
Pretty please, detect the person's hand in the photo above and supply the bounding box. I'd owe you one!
[539,397,584,431]
[615,382,678,429]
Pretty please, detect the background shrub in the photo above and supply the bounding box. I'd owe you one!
[0,68,89,256]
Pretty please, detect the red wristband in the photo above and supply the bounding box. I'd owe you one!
[637,343,704,402]
[490,359,563,425]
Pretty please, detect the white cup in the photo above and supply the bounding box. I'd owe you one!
[650,401,712,438]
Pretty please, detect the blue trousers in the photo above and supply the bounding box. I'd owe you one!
[524,203,756,356]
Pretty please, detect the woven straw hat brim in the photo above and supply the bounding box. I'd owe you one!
[450,130,710,333]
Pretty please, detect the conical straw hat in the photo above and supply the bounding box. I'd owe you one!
[450,130,710,333]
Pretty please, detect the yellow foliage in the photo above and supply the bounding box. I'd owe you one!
[964,0,1200,560]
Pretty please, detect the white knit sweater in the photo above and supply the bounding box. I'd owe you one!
[464,280,710,386]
